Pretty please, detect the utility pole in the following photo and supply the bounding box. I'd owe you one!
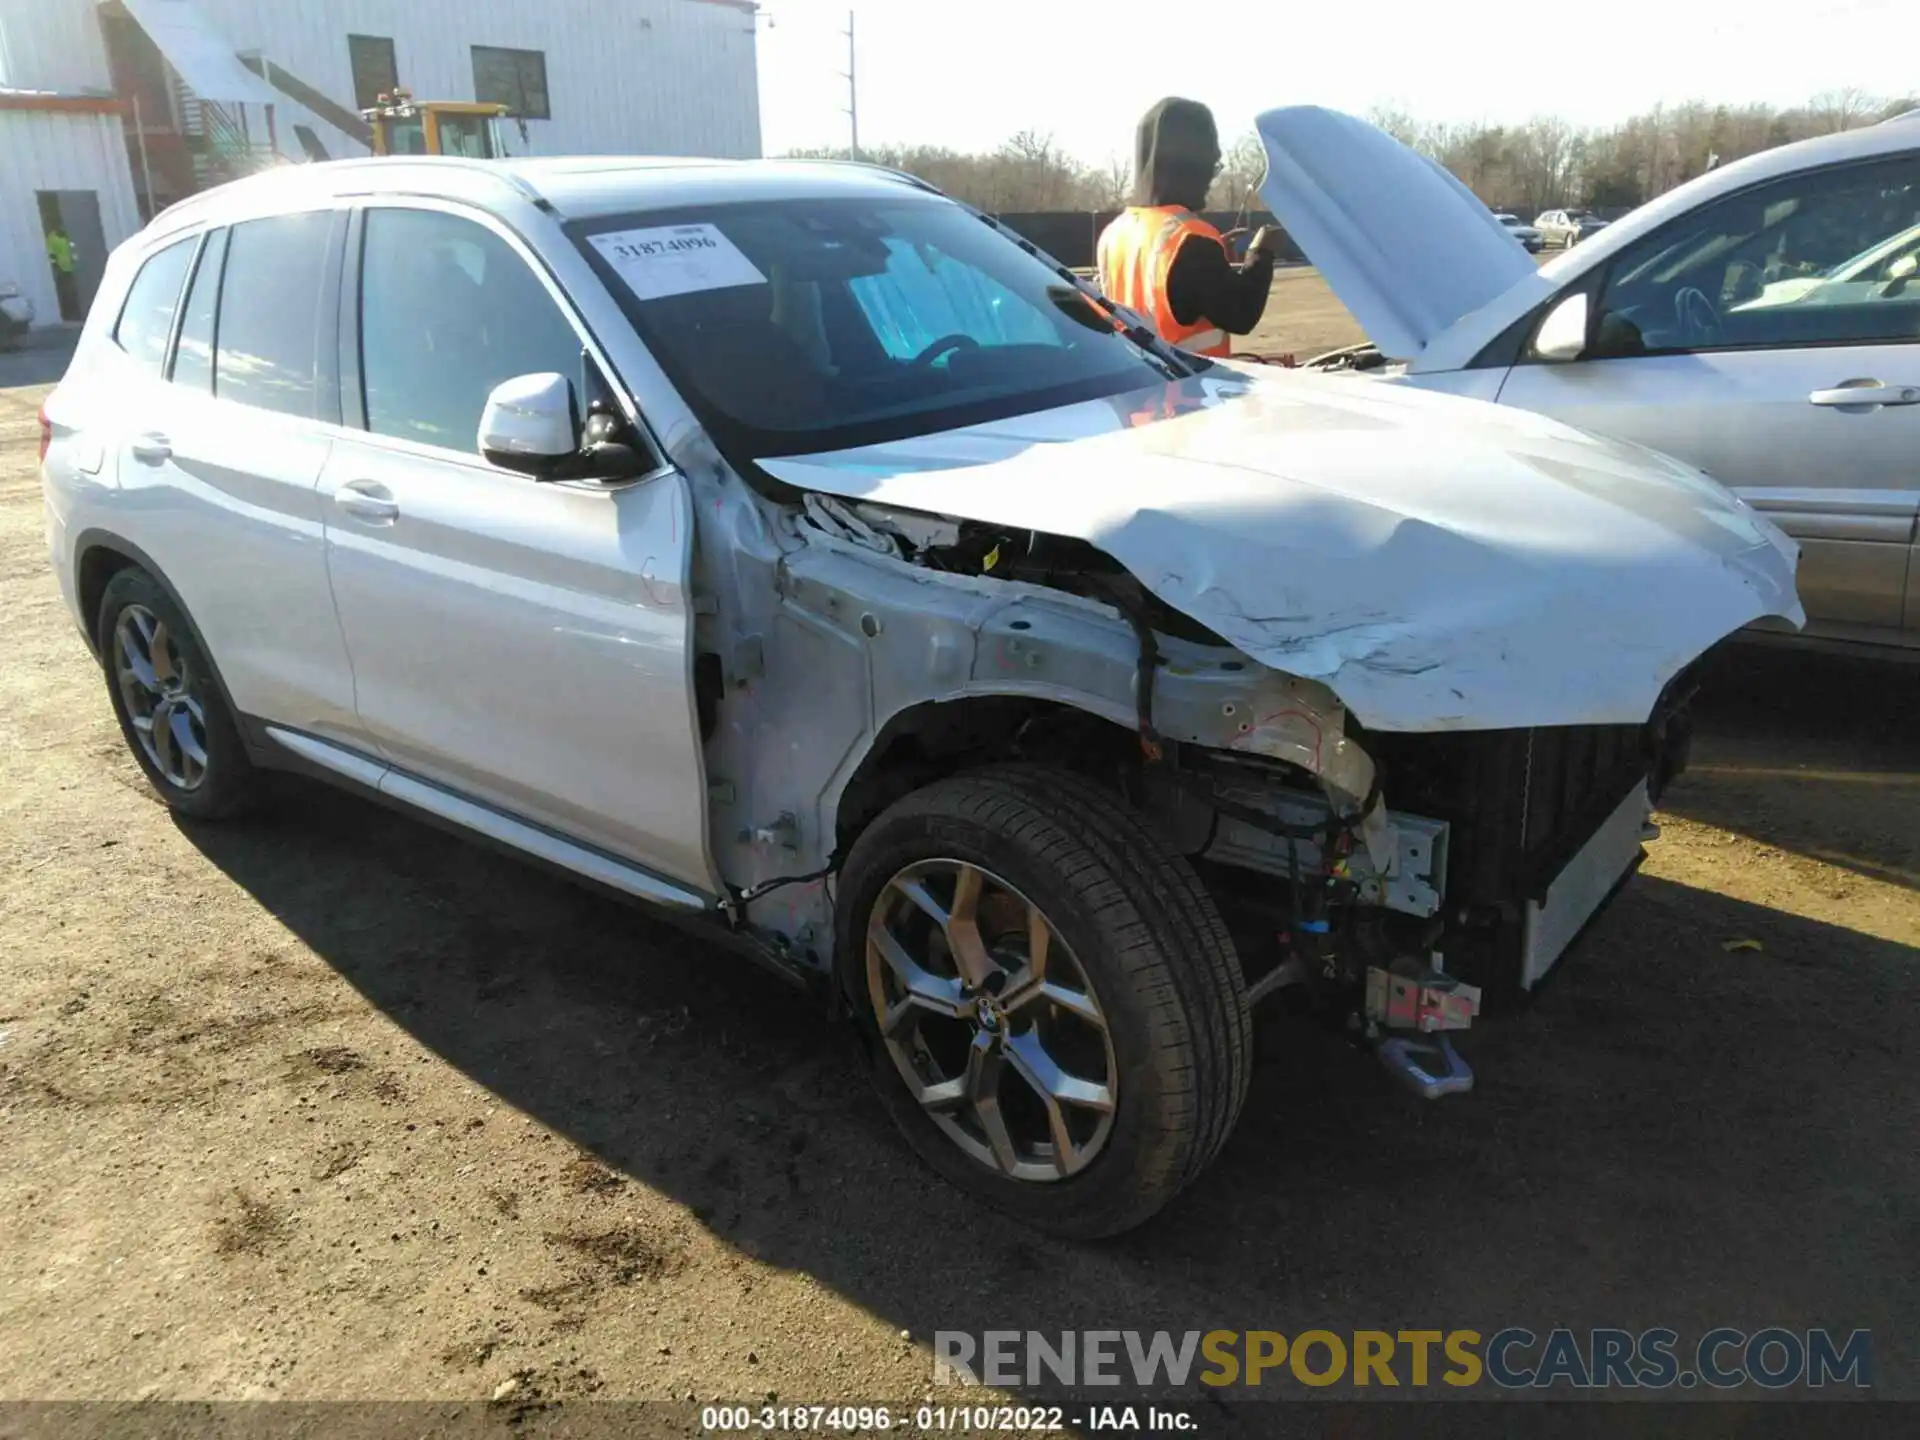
[843,9,859,160]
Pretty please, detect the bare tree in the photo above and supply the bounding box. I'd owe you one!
[783,88,1911,218]
[1215,131,1269,214]
[1365,103,1423,149]
[1806,87,1878,134]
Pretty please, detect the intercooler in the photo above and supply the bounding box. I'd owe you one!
[1359,708,1688,999]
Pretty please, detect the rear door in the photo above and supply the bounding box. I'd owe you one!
[1496,154,1920,640]
[110,208,361,738]
[318,199,709,890]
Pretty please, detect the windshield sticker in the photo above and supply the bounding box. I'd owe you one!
[588,224,768,301]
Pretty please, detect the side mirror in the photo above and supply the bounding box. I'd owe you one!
[1886,251,1917,295]
[1532,292,1590,362]
[478,372,577,476]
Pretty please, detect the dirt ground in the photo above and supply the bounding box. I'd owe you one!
[2,282,1917,1422]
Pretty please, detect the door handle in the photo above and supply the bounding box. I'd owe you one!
[332,481,399,523]
[129,432,172,463]
[1808,380,1920,410]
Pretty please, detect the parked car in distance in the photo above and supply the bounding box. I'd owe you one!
[1493,213,1544,252]
[0,281,32,348]
[1260,104,1920,658]
[1534,208,1610,247]
[40,155,1798,1237]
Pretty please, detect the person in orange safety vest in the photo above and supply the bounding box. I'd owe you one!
[1096,98,1277,358]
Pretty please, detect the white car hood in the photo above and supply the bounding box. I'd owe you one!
[1254,106,1542,363]
[760,370,1802,734]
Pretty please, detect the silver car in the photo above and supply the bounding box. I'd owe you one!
[1265,105,1920,655]
[40,155,1797,1236]
[1533,209,1611,248]
[1494,213,1544,253]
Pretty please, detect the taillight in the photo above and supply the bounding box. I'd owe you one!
[37,405,52,467]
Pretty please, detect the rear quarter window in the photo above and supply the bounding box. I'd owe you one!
[113,238,197,373]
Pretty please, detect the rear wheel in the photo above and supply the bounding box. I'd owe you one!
[96,567,257,820]
[837,765,1251,1238]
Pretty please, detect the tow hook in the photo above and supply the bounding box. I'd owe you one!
[1364,964,1481,1100]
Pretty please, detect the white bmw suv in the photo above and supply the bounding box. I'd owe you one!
[40,156,1799,1236]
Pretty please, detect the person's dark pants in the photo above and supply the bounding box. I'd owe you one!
[53,269,80,322]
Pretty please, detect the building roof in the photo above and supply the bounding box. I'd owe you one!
[120,0,281,106]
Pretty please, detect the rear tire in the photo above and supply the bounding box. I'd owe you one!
[96,567,258,820]
[836,764,1251,1238]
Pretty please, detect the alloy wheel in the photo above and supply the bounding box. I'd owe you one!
[866,859,1118,1182]
[113,603,210,791]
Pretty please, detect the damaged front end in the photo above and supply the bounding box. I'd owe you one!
[1119,677,1695,1096]
[783,493,1705,1101]
[742,368,1795,1099]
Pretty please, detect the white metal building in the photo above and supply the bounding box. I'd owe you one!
[0,94,143,331]
[0,0,762,329]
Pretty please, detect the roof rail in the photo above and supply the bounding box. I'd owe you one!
[315,155,550,204]
[816,158,944,197]
[152,156,552,229]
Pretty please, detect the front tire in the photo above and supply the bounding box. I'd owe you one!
[836,765,1252,1238]
[96,567,258,820]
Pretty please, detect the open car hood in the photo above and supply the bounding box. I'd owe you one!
[760,370,1802,734]
[1254,105,1543,363]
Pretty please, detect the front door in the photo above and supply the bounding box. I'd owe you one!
[1497,153,1920,639]
[318,201,709,889]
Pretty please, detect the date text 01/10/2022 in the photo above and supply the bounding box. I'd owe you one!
[695,1403,1197,1432]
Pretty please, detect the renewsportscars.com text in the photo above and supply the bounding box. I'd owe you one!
[934,1328,1873,1391]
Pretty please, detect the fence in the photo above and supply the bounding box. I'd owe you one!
[994,210,1304,270]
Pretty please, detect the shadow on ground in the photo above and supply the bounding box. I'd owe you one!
[175,643,1920,1412]
[0,329,77,391]
[1663,643,1919,890]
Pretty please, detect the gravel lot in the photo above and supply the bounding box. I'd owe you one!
[2,282,1917,1421]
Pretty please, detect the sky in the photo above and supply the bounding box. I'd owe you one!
[756,0,1913,164]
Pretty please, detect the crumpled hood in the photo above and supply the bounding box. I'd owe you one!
[1255,105,1544,362]
[759,369,1802,733]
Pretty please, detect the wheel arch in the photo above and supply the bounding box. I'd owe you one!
[72,528,253,753]
[828,692,1143,859]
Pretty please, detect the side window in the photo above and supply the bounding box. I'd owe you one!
[1594,157,1920,357]
[359,207,584,451]
[849,237,1062,361]
[215,211,333,418]
[170,227,227,393]
[113,238,196,374]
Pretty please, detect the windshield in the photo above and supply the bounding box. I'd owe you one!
[571,194,1176,459]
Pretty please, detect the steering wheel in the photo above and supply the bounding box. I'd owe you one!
[909,333,980,369]
[1674,286,1726,348]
